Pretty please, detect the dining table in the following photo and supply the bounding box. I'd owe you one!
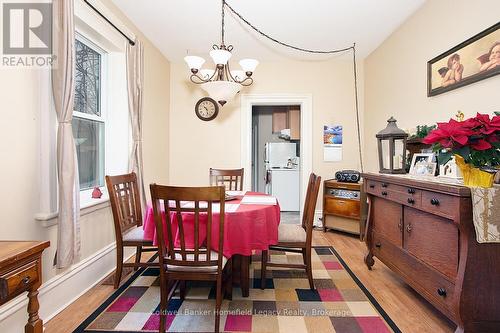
[142,191,281,296]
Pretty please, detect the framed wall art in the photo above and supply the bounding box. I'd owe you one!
[427,22,499,97]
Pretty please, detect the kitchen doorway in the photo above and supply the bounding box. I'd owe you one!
[251,106,301,215]
[240,94,313,222]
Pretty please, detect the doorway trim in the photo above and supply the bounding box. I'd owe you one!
[240,94,313,214]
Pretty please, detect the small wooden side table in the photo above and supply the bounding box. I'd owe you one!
[0,241,50,333]
[322,180,367,240]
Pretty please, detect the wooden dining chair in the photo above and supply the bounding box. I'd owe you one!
[209,168,244,191]
[106,173,157,289]
[150,184,232,333]
[260,173,321,290]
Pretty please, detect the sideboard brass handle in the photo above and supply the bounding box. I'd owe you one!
[22,276,30,285]
[406,224,412,233]
[407,188,415,194]
[369,184,375,189]
[381,191,388,196]
[381,183,388,188]
[407,198,415,205]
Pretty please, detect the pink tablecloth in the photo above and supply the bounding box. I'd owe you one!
[143,192,281,258]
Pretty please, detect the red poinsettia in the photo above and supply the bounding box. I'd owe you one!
[422,119,474,147]
[423,113,500,167]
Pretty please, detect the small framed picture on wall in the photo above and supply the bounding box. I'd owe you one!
[409,153,437,176]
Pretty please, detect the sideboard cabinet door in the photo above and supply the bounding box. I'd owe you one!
[403,207,459,279]
[372,197,402,247]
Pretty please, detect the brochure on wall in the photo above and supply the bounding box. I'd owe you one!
[323,125,343,162]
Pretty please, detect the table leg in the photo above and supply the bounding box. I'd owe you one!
[25,288,43,333]
[240,256,250,297]
[231,255,250,297]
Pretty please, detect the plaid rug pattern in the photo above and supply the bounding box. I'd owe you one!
[75,246,400,333]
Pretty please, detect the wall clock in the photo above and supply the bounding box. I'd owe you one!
[195,97,219,121]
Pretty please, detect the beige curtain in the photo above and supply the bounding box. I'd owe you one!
[52,0,80,268]
[126,40,146,211]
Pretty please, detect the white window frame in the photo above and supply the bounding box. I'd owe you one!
[73,34,107,200]
[35,0,133,226]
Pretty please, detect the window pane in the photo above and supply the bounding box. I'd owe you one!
[74,39,101,116]
[73,117,105,190]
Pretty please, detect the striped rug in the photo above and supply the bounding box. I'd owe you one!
[74,246,400,333]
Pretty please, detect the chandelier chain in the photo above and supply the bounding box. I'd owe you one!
[223,0,363,171]
[221,0,225,45]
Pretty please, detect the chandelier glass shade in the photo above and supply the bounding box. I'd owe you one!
[184,1,258,106]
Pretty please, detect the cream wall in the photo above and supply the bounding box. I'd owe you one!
[0,0,169,331]
[169,59,364,209]
[364,0,500,172]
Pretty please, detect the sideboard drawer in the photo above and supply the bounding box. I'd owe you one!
[367,180,422,208]
[371,232,456,319]
[421,191,459,220]
[0,261,39,301]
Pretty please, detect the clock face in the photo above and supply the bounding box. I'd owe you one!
[195,97,219,121]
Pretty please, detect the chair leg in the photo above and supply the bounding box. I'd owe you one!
[261,250,268,290]
[134,246,142,271]
[215,276,223,333]
[159,275,168,333]
[224,258,233,300]
[179,280,186,300]
[303,248,314,290]
[114,246,124,289]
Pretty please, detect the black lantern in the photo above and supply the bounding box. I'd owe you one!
[376,117,408,174]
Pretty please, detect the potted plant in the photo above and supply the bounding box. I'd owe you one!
[423,112,500,188]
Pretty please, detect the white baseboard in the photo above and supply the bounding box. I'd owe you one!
[0,243,135,332]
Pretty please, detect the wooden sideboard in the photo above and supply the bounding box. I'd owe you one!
[0,241,50,333]
[363,173,500,333]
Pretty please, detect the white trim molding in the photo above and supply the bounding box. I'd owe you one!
[240,94,313,218]
[0,243,134,332]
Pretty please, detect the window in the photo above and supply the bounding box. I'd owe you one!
[72,38,105,191]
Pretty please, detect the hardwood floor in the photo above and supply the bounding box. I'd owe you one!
[44,230,455,333]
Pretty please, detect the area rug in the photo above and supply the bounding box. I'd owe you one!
[74,246,401,333]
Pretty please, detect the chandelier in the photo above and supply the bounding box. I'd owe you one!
[184,0,258,106]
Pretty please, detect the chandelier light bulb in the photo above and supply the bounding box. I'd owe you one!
[210,49,232,65]
[239,58,259,73]
[184,56,205,71]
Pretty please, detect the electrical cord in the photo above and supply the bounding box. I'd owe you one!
[223,0,364,172]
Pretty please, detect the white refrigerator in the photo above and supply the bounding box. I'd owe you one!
[264,143,300,211]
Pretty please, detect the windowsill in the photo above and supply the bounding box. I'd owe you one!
[35,194,111,228]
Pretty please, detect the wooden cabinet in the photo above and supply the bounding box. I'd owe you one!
[363,173,500,333]
[288,108,300,140]
[272,108,288,133]
[322,180,366,239]
[0,241,50,333]
[271,107,300,140]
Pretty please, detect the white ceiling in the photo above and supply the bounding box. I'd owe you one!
[111,0,426,63]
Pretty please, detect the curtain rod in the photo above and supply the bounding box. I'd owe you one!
[83,0,135,46]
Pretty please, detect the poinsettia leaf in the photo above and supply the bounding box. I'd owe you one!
[437,151,453,165]
[495,111,500,116]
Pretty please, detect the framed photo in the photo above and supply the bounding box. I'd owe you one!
[409,153,437,176]
[427,22,500,97]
